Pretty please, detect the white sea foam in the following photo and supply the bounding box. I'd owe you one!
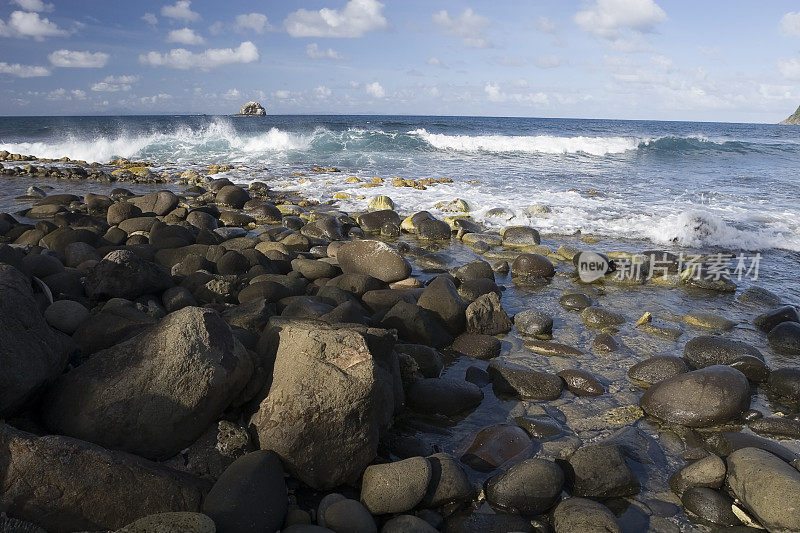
[408,128,641,155]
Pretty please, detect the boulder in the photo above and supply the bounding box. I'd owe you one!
[381,300,453,348]
[681,487,741,527]
[683,336,763,369]
[501,226,541,246]
[755,305,800,332]
[360,457,431,515]
[129,190,179,216]
[465,292,512,335]
[107,201,142,225]
[422,453,473,507]
[44,299,90,334]
[514,309,553,336]
[628,356,688,386]
[85,249,173,299]
[768,321,800,354]
[417,275,467,334]
[560,444,640,499]
[0,422,209,533]
[552,498,621,533]
[669,453,726,495]
[216,185,250,209]
[323,499,376,533]
[449,332,501,360]
[510,253,554,279]
[485,458,564,515]
[250,319,400,489]
[639,365,750,427]
[72,303,157,355]
[239,101,266,116]
[488,359,563,400]
[115,513,216,533]
[336,240,411,283]
[42,307,253,460]
[0,264,71,417]
[406,377,483,416]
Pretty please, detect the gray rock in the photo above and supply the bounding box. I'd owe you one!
[465,292,512,335]
[559,292,592,311]
[337,240,411,283]
[43,307,253,460]
[737,286,782,307]
[768,367,800,405]
[669,453,726,495]
[130,190,179,216]
[558,368,604,396]
[452,259,494,282]
[768,321,800,354]
[0,422,209,533]
[115,512,216,533]
[485,458,564,514]
[250,319,400,489]
[681,487,741,527]
[748,416,800,440]
[361,457,432,515]
[216,185,250,209]
[754,305,800,332]
[381,515,437,533]
[683,336,763,369]
[726,447,800,533]
[44,299,90,334]
[317,493,347,527]
[561,444,640,499]
[422,453,473,507]
[0,264,71,417]
[395,344,443,378]
[511,253,554,278]
[85,249,173,299]
[406,377,483,416]
[514,309,553,336]
[488,359,563,400]
[323,499,376,533]
[449,332,501,359]
[581,306,624,328]
[552,497,621,533]
[202,451,287,533]
[639,365,751,427]
[417,275,467,334]
[417,218,451,240]
[162,285,199,313]
[502,226,541,246]
[628,356,689,386]
[381,300,453,348]
[71,302,157,355]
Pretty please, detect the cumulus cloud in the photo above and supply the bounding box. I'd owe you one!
[48,49,109,68]
[161,0,199,22]
[0,11,68,40]
[143,12,158,26]
[534,54,563,68]
[779,56,800,79]
[273,90,292,99]
[167,27,204,45]
[223,88,240,99]
[234,13,270,33]
[427,57,447,68]
[314,85,332,98]
[306,43,344,60]
[574,0,666,40]
[12,0,54,12]
[140,93,172,104]
[365,81,385,98]
[780,12,800,37]
[91,75,139,92]
[46,88,86,100]
[432,8,491,48]
[534,16,556,33]
[139,41,259,69]
[0,61,49,77]
[484,82,548,104]
[284,0,388,38]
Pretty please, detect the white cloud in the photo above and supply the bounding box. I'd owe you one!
[45,88,86,100]
[209,21,224,35]
[72,89,86,99]
[140,93,172,104]
[167,27,204,45]
[143,12,158,26]
[306,43,344,60]
[12,0,54,12]
[48,49,109,68]
[484,82,548,105]
[223,88,240,99]
[484,82,502,102]
[161,1,199,23]
[0,61,49,77]
[234,13,270,33]
[91,75,139,92]
[780,12,800,37]
[432,8,491,48]
[779,57,800,79]
[427,57,447,68]
[574,0,666,40]
[284,0,388,38]
[314,85,332,98]
[0,10,68,40]
[365,81,385,98]
[534,54,563,68]
[273,90,292,99]
[139,41,259,69]
[534,16,556,33]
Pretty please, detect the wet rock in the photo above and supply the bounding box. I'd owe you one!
[324,499,376,533]
[44,298,90,334]
[0,422,208,533]
[684,312,736,330]
[683,336,763,369]
[559,292,592,311]
[581,306,624,328]
[524,340,583,357]
[748,416,800,440]
[727,447,800,532]
[681,487,741,527]
[628,356,689,386]
[452,259,494,282]
[115,512,216,533]
[501,225,541,246]
[514,414,563,439]
[593,332,619,352]
[250,319,399,489]
[552,497,621,533]
[669,453,726,495]
[382,300,453,348]
[729,355,770,382]
[460,424,532,472]
[767,321,800,354]
[640,365,750,427]
[510,253,555,279]
[458,278,500,302]
[417,218,452,240]
[514,309,553,336]
[560,444,640,499]
[767,367,800,404]
[485,458,564,515]
[558,368,604,396]
[703,431,799,463]
[754,305,800,332]
[488,359,563,400]
[0,264,72,417]
[381,515,437,533]
[417,275,467,334]
[449,332,501,359]
[216,185,250,209]
[358,210,401,233]
[361,457,431,515]
[85,249,173,299]
[337,240,411,283]
[395,344,443,378]
[465,292,512,335]
[202,451,287,533]
[43,307,253,460]
[406,377,483,416]
[738,286,782,307]
[423,452,473,507]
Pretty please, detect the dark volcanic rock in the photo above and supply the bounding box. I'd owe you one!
[465,292,512,335]
[488,359,563,400]
[681,487,741,527]
[755,305,800,332]
[381,300,453,348]
[449,332,501,360]
[561,444,640,499]
[460,424,532,472]
[628,356,689,386]
[360,457,431,515]
[336,240,411,283]
[84,249,173,299]
[417,275,467,334]
[552,497,621,533]
[768,321,800,354]
[683,335,763,369]
[485,458,564,515]
[558,368,604,396]
[406,377,483,416]
[43,307,253,460]
[639,365,751,427]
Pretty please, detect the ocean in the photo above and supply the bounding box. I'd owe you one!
[1,114,799,299]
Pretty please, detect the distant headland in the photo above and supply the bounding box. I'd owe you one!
[780,105,800,125]
[233,101,266,117]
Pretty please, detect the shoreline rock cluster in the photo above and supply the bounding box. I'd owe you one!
[0,153,799,532]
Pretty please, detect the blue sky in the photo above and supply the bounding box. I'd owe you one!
[2,0,800,122]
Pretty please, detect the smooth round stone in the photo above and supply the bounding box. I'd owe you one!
[559,292,592,311]
[323,499,376,533]
[558,369,604,396]
[767,321,800,354]
[460,423,532,473]
[729,355,770,382]
[360,457,432,515]
[485,458,564,515]
[754,305,800,332]
[336,240,411,283]
[683,312,736,330]
[524,340,583,357]
[380,515,437,533]
[563,444,640,499]
[451,259,494,282]
[639,365,751,427]
[449,332,501,360]
[422,453,473,507]
[767,368,800,404]
[488,360,564,400]
[681,487,741,527]
[514,310,553,336]
[510,253,554,278]
[317,493,347,527]
[593,333,619,352]
[44,299,90,334]
[501,226,541,246]
[668,453,726,495]
[514,414,563,439]
[737,286,782,306]
[683,336,763,369]
[628,356,689,386]
[581,306,624,328]
[406,378,483,416]
[492,260,509,274]
[748,417,800,440]
[115,512,216,533]
[552,497,621,533]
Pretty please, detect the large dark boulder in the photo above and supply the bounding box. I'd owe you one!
[84,249,173,299]
[336,240,411,283]
[42,307,253,460]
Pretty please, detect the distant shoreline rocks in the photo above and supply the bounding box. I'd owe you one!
[234,101,266,117]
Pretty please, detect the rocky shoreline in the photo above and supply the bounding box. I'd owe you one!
[1,151,799,532]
